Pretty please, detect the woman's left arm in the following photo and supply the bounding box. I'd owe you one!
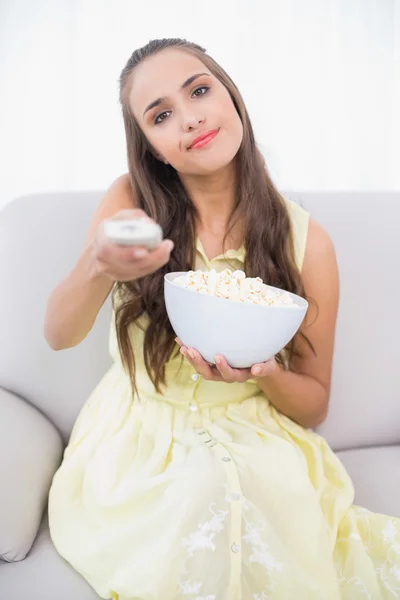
[256,218,339,428]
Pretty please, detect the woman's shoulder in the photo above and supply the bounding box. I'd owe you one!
[108,173,135,202]
[303,217,336,272]
[282,195,335,272]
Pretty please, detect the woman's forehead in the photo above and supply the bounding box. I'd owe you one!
[129,49,210,117]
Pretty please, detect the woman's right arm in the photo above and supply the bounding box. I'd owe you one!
[43,174,135,351]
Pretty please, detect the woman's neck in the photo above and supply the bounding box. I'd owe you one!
[180,163,236,233]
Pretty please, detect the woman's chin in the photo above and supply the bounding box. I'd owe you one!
[186,150,239,175]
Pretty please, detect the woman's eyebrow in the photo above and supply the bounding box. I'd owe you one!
[142,73,211,117]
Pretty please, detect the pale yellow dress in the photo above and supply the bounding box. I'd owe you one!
[48,199,400,600]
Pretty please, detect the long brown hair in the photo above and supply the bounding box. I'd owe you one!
[116,38,314,396]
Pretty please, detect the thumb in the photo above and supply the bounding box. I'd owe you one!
[251,358,277,377]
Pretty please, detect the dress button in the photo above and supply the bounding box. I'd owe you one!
[231,492,241,501]
[222,457,231,462]
[191,373,199,381]
[189,403,198,412]
[231,543,240,553]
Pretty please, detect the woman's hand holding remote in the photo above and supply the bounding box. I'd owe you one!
[91,209,174,283]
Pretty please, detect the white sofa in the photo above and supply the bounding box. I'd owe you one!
[0,191,399,599]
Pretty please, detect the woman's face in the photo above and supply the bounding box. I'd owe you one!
[129,49,243,175]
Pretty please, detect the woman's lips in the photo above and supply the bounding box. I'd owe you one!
[189,129,219,150]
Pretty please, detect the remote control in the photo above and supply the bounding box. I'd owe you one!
[103,218,163,250]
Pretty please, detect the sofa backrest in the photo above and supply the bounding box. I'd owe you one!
[0,191,399,449]
[288,192,400,450]
[0,192,113,443]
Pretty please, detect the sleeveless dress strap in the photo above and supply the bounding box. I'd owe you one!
[283,197,310,272]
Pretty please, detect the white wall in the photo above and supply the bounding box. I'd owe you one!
[0,0,399,209]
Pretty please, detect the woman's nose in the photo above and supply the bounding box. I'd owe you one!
[183,115,205,131]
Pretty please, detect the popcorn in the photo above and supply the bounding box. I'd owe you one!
[174,269,301,307]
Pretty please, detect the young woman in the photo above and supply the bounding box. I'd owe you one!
[46,38,400,600]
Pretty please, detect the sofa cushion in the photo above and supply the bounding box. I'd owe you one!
[292,192,400,451]
[0,389,63,561]
[0,192,113,444]
[337,445,400,517]
[0,511,100,600]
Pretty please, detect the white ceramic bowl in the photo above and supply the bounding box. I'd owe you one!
[164,272,309,368]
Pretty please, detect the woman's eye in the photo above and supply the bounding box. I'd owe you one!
[153,87,209,124]
[154,111,171,125]
[192,86,209,98]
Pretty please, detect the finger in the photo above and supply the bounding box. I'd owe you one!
[133,238,174,263]
[100,238,173,265]
[186,348,223,381]
[130,246,150,259]
[214,355,235,381]
[214,355,250,382]
[175,338,211,361]
[96,241,148,263]
[126,241,173,276]
[251,358,278,377]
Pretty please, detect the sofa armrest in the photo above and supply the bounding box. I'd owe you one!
[0,387,63,562]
